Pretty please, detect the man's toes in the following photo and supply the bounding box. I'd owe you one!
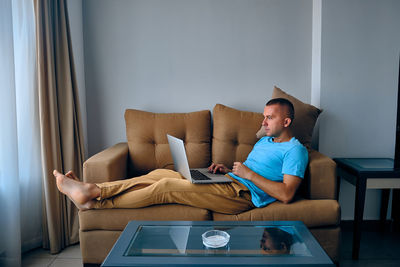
[66,171,79,181]
[53,170,62,177]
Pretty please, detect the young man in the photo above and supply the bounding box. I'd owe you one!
[259,227,294,255]
[54,98,308,214]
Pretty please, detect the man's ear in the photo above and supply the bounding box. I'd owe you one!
[283,118,291,128]
[280,242,288,251]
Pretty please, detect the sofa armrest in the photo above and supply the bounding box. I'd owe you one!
[306,150,337,200]
[83,143,129,184]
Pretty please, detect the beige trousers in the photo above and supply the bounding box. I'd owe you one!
[93,169,254,214]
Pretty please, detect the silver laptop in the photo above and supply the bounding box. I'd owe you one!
[167,134,232,184]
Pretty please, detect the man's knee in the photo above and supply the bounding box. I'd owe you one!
[154,178,174,191]
[148,169,181,178]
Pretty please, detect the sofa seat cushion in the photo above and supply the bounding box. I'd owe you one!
[212,198,340,228]
[80,230,121,264]
[125,109,211,176]
[79,204,211,231]
[310,227,340,263]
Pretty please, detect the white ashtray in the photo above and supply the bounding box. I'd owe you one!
[202,230,230,248]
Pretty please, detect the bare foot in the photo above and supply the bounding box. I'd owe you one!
[66,170,79,181]
[75,199,96,211]
[53,170,99,210]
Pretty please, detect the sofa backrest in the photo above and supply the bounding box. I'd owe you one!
[212,104,263,166]
[211,103,335,200]
[123,104,335,200]
[125,109,211,176]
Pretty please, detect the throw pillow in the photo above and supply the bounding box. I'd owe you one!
[256,86,322,148]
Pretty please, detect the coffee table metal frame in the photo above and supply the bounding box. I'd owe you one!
[101,221,333,267]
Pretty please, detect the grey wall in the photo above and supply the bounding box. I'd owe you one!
[83,0,312,155]
[68,0,88,158]
[319,0,400,219]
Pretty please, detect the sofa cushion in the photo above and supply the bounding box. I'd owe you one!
[79,204,212,231]
[256,86,322,148]
[310,227,340,263]
[80,230,120,264]
[125,109,211,175]
[212,104,263,167]
[212,198,340,228]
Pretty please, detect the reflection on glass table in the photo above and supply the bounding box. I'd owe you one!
[124,225,311,257]
[101,221,334,267]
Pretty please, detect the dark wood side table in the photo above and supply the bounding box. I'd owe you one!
[334,158,400,260]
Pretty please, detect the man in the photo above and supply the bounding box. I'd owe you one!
[54,98,308,214]
[259,227,294,255]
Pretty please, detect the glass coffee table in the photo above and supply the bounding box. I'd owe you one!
[101,221,334,266]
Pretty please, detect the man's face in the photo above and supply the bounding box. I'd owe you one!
[260,230,289,255]
[262,104,291,138]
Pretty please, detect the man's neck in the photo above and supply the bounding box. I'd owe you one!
[272,132,293,143]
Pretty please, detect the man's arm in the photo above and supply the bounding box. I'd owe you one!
[232,162,302,204]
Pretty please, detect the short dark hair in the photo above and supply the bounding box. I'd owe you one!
[266,98,295,122]
[261,227,294,253]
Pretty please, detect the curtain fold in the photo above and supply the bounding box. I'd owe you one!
[34,0,85,253]
[1,0,42,266]
[0,2,21,265]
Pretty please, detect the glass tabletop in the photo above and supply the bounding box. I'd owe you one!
[124,225,311,258]
[335,158,397,171]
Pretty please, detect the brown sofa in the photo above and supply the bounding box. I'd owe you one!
[79,94,340,265]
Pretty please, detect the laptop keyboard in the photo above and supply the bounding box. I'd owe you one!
[190,170,212,180]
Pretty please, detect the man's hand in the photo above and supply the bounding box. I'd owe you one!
[232,162,252,180]
[208,163,232,174]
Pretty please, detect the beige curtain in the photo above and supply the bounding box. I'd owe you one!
[34,0,85,253]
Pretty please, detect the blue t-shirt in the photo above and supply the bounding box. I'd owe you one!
[229,136,308,207]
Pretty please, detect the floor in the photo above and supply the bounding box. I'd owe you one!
[22,223,400,267]
[339,222,400,267]
[22,244,82,267]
